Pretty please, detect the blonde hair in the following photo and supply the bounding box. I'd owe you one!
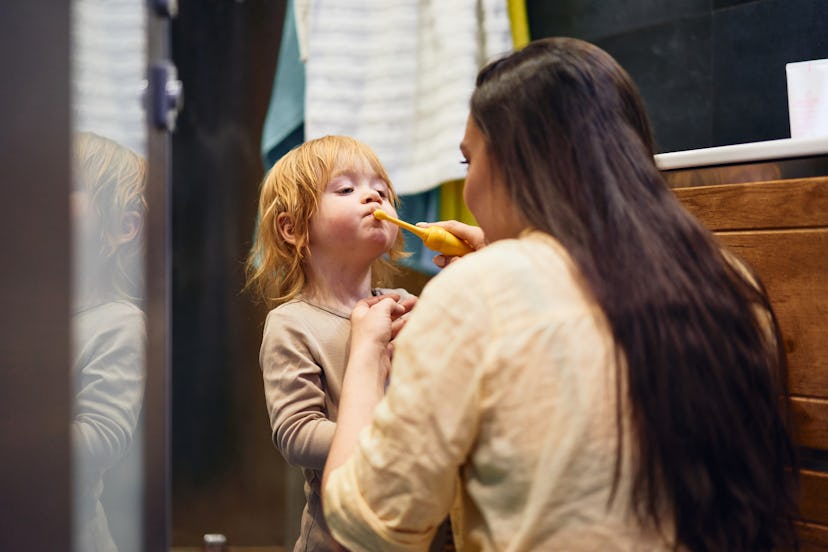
[73,132,147,303]
[245,135,408,307]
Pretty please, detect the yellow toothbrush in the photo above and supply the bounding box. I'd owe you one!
[373,209,474,257]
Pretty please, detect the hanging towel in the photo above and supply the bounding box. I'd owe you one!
[437,0,528,227]
[397,189,443,275]
[72,0,147,156]
[438,179,477,227]
[508,0,531,49]
[297,0,513,195]
[261,0,305,169]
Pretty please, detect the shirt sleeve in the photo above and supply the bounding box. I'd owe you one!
[260,310,335,470]
[325,258,492,550]
[72,303,146,485]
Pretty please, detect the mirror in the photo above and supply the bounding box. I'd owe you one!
[70,1,147,550]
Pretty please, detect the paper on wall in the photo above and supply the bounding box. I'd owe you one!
[786,58,828,139]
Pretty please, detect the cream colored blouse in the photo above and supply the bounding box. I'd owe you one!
[323,231,673,551]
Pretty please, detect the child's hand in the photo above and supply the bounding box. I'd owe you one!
[350,295,406,382]
[350,294,403,346]
[416,220,486,268]
[350,294,416,379]
[390,295,418,340]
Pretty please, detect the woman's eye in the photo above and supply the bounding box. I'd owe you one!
[459,158,470,166]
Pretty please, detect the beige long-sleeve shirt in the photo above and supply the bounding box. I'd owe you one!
[324,231,673,551]
[260,288,413,551]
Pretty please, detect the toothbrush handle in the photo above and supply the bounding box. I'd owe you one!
[422,227,474,257]
[375,210,473,256]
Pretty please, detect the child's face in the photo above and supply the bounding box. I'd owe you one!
[308,158,399,264]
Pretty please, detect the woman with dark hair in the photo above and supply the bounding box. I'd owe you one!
[321,37,798,551]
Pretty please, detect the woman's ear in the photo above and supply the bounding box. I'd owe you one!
[277,212,297,245]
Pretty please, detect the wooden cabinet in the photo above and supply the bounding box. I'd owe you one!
[674,175,828,551]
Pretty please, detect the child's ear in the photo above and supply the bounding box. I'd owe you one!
[111,210,142,247]
[276,212,297,245]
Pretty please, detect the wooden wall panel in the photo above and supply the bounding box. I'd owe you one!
[716,230,828,397]
[795,521,828,552]
[676,175,828,550]
[801,470,828,525]
[791,398,828,452]
[676,178,828,231]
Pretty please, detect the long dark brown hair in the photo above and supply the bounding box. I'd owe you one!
[471,37,798,551]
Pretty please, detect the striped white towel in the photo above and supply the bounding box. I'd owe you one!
[72,0,147,156]
[297,0,512,195]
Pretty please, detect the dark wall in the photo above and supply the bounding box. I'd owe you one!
[0,3,72,551]
[526,0,828,153]
[171,0,288,546]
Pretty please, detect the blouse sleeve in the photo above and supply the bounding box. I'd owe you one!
[260,310,335,470]
[325,259,492,550]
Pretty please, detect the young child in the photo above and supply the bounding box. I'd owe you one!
[245,135,416,551]
[71,131,146,552]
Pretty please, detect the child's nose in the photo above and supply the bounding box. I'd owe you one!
[362,189,382,203]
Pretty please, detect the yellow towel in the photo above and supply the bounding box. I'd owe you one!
[438,179,477,226]
[508,0,530,48]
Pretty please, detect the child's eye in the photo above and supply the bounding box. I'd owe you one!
[377,189,388,198]
[337,186,354,195]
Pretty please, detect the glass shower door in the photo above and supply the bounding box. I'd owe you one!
[70,1,177,550]
[70,2,148,551]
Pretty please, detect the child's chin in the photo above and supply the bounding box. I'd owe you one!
[367,236,394,254]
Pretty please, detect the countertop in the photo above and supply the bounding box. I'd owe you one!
[655,136,828,171]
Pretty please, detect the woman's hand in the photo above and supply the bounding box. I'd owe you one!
[417,220,486,268]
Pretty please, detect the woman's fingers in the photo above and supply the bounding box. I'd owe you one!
[416,220,486,268]
[417,220,486,250]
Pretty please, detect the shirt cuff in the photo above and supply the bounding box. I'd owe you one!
[323,458,436,552]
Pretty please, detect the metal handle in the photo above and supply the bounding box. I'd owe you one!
[153,0,179,18]
[203,533,227,552]
[149,61,184,132]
